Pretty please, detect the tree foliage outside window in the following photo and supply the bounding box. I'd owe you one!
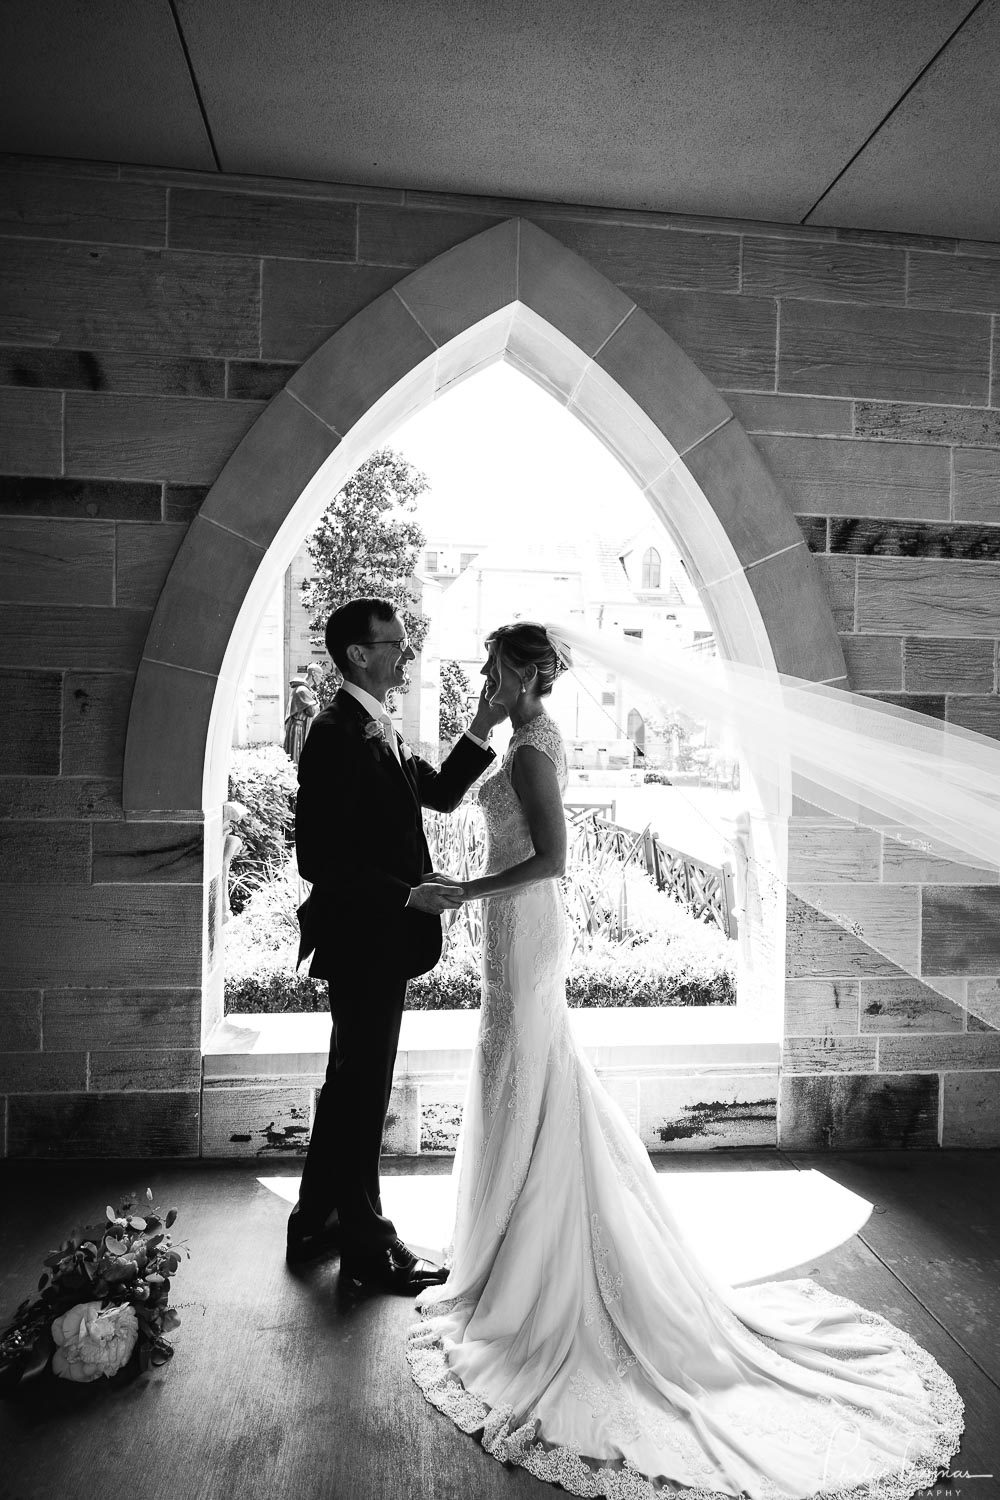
[439,658,472,741]
[300,448,430,706]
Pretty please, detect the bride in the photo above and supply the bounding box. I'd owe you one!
[407,621,963,1500]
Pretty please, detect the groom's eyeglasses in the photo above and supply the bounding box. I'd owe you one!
[356,636,412,653]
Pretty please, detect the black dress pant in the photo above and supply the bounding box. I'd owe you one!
[296,969,408,1255]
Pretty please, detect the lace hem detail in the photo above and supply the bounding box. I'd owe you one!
[406,1279,963,1500]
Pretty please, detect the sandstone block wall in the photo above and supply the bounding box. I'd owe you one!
[1,154,998,1155]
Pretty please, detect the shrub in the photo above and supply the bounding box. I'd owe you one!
[226,968,328,1013]
[224,890,735,1013]
[223,801,737,1014]
[226,744,298,914]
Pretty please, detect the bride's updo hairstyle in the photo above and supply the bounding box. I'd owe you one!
[486,622,570,697]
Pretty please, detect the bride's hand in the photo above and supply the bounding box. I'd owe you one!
[407,873,464,914]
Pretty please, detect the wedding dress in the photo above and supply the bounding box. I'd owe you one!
[406,713,963,1500]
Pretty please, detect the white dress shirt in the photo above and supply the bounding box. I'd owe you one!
[340,680,491,754]
[340,680,399,761]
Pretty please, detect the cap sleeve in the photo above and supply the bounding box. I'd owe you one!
[516,715,568,791]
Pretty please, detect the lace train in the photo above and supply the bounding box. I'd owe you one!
[407,1279,963,1500]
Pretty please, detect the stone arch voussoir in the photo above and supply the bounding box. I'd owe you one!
[124,217,844,815]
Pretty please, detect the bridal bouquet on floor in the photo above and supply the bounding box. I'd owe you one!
[0,1189,186,1392]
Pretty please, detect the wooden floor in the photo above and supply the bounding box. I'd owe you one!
[1,1149,998,1500]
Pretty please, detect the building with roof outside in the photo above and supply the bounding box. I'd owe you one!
[420,526,714,771]
[236,522,716,772]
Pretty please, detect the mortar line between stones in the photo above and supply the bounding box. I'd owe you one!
[590,303,635,364]
[392,285,439,349]
[853,557,859,632]
[514,216,520,302]
[285,386,343,438]
[678,412,732,460]
[989,314,996,409]
[56,665,65,782]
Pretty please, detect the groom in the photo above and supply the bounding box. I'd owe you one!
[288,596,502,1292]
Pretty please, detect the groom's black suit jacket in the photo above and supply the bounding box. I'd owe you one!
[295,689,494,980]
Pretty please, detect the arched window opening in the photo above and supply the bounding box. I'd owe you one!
[125,218,846,1106]
[223,363,743,1055]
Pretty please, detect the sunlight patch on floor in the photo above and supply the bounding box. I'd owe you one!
[258,1166,873,1286]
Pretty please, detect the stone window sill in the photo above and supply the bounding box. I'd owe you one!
[204,1006,780,1080]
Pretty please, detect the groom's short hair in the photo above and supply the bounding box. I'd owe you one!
[325,597,398,676]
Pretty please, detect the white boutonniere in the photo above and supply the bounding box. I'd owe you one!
[398,739,413,761]
[362,720,388,759]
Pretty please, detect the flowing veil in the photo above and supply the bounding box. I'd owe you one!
[542,620,1000,1029]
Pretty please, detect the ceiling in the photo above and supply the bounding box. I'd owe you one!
[2,0,999,241]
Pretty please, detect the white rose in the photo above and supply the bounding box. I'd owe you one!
[51,1301,139,1382]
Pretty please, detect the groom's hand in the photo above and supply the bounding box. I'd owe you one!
[405,874,465,914]
[468,681,508,741]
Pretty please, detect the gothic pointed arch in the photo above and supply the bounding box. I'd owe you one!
[123,217,844,815]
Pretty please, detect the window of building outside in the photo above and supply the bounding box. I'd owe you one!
[460,551,478,570]
[425,550,439,571]
[642,547,661,589]
[624,628,643,641]
[601,691,616,705]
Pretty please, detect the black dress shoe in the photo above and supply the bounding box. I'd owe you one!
[286,1211,341,1265]
[389,1238,448,1284]
[340,1248,448,1295]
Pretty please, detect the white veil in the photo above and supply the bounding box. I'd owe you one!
[543,620,1000,1028]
